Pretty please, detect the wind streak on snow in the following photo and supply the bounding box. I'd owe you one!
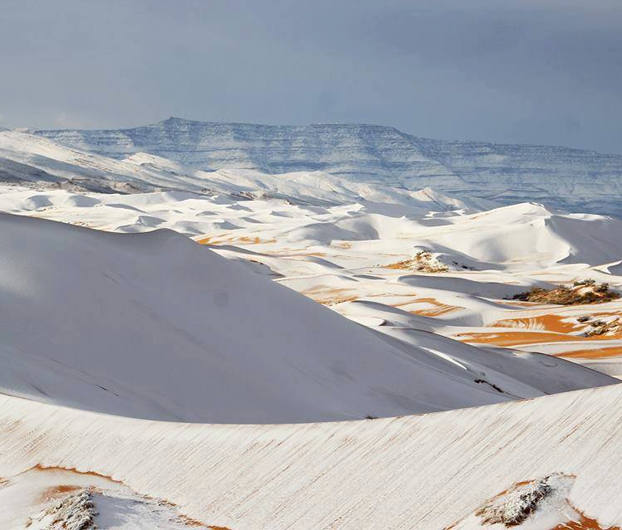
[1,383,622,528]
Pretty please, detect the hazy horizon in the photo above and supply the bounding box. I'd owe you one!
[2,0,621,153]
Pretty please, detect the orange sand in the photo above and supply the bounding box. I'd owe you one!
[302,287,359,305]
[409,297,461,317]
[493,314,580,334]
[556,346,622,360]
[198,235,275,245]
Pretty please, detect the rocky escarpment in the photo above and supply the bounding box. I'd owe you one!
[32,118,622,215]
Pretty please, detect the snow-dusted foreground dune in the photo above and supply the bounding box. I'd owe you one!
[1,383,622,528]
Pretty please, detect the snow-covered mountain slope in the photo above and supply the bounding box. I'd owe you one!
[0,129,491,212]
[3,212,615,423]
[2,382,622,529]
[32,118,457,183]
[31,117,622,215]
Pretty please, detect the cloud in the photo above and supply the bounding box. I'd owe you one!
[0,0,620,153]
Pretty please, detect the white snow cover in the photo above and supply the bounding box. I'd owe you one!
[1,383,622,528]
[29,117,622,215]
[1,180,620,374]
[1,129,622,528]
[2,212,614,424]
[0,467,209,529]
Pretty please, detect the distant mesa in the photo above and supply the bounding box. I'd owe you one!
[28,118,622,216]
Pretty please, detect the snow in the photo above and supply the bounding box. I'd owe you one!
[3,211,614,424]
[30,117,622,215]
[1,128,622,527]
[0,467,207,529]
[452,473,580,529]
[2,383,622,528]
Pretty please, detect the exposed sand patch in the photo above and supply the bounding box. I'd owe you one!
[494,314,581,334]
[302,286,359,305]
[493,313,622,338]
[409,297,461,317]
[33,464,124,485]
[197,235,275,245]
[552,506,620,529]
[331,241,351,249]
[385,251,449,273]
[461,329,622,347]
[38,483,82,503]
[459,331,584,346]
[557,346,622,360]
[501,300,543,307]
[235,235,276,244]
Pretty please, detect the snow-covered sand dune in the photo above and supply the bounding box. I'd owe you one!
[2,174,620,376]
[3,212,614,424]
[1,382,622,528]
[1,129,622,527]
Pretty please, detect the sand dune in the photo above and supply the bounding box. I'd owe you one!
[2,382,622,528]
[6,212,611,424]
[1,131,622,527]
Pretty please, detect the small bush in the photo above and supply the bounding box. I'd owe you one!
[512,281,620,305]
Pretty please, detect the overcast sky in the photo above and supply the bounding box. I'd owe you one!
[2,0,621,153]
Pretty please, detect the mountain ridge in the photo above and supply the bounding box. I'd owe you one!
[31,116,621,155]
[23,118,622,215]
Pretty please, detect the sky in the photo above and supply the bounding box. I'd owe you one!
[1,0,621,153]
